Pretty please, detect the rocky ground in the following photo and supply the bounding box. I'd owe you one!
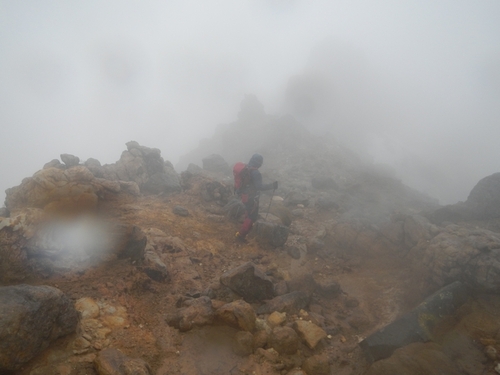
[3,101,500,374]
[2,169,500,375]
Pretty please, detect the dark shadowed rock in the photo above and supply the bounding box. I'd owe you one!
[359,281,469,362]
[315,278,342,297]
[94,348,152,375]
[0,285,79,371]
[270,326,299,355]
[60,153,80,167]
[254,221,289,247]
[143,250,169,282]
[113,224,147,261]
[220,262,274,302]
[173,205,189,217]
[256,291,311,315]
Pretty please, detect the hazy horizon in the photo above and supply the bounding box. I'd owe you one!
[1,1,499,205]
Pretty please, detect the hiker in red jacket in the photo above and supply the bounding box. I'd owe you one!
[235,153,278,242]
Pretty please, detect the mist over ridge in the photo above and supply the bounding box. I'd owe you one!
[1,1,499,205]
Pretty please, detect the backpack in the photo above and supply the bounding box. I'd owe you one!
[233,162,251,192]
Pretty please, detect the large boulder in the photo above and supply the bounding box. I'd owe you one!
[0,284,79,371]
[105,141,181,195]
[253,221,289,247]
[220,262,275,302]
[466,172,500,219]
[359,281,469,362]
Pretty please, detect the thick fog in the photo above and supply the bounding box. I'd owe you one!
[1,0,499,205]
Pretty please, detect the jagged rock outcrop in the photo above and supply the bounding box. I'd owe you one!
[4,141,180,214]
[427,172,500,224]
[220,262,275,302]
[0,284,79,372]
[466,172,500,219]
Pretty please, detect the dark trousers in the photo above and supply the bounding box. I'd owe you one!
[238,194,259,238]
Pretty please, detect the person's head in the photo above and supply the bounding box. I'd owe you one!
[248,153,263,168]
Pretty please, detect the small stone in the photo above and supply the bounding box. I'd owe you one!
[486,346,498,360]
[75,297,100,319]
[294,320,327,349]
[267,311,287,327]
[173,206,189,217]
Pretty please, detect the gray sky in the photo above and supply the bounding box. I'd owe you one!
[1,0,499,205]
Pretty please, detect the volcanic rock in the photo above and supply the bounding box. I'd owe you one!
[0,284,79,372]
[220,262,274,302]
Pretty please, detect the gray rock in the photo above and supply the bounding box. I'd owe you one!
[186,163,204,175]
[60,153,80,167]
[254,221,289,247]
[84,157,101,167]
[220,262,274,302]
[43,159,63,169]
[256,291,311,315]
[143,250,169,282]
[359,281,469,362]
[142,171,182,195]
[173,206,189,217]
[0,285,79,371]
[286,246,301,259]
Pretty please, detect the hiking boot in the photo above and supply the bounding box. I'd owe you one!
[235,232,247,243]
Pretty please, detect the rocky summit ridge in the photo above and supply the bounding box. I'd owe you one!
[2,99,500,374]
